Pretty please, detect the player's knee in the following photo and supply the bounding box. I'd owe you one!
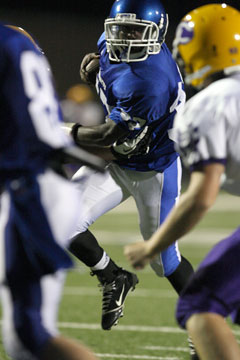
[186,314,203,334]
[78,220,91,233]
[71,224,88,238]
[69,216,91,237]
[186,313,214,337]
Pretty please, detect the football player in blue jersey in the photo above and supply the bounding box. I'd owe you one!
[68,0,195,344]
[0,25,101,360]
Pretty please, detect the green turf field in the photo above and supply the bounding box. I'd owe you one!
[0,191,239,360]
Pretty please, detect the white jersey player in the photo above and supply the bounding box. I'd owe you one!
[125,4,240,360]
[174,70,240,196]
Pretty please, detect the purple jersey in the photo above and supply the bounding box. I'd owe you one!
[176,227,240,328]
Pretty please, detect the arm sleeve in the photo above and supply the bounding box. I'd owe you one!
[174,102,227,169]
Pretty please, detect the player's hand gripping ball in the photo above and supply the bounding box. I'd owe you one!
[80,52,100,85]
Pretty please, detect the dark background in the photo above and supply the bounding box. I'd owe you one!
[1,0,240,98]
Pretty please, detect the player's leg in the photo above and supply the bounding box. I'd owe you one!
[132,157,197,359]
[40,271,66,335]
[1,265,97,360]
[0,200,54,360]
[0,183,97,360]
[39,336,97,360]
[68,165,138,330]
[133,157,194,288]
[158,159,197,360]
[158,158,194,292]
[69,165,126,271]
[186,313,240,360]
[1,272,65,359]
[176,227,240,360]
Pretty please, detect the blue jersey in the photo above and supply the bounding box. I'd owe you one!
[0,24,71,183]
[96,33,185,172]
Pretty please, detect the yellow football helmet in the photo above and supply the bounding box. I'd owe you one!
[172,4,240,88]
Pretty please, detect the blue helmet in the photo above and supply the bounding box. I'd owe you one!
[104,0,168,62]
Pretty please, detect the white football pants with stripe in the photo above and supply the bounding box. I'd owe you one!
[72,158,182,277]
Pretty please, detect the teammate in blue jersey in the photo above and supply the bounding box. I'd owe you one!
[0,24,100,360]
[69,0,195,343]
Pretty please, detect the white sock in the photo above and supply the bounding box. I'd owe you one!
[91,251,110,271]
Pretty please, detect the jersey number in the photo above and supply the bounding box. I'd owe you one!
[20,51,66,147]
[170,82,186,114]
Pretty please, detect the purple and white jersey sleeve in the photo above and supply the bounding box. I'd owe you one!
[173,72,240,196]
[173,88,227,169]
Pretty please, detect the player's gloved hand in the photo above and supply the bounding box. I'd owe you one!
[80,52,100,85]
[111,127,150,159]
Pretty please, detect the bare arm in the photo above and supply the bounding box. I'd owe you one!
[72,143,116,162]
[124,163,225,269]
[72,120,125,146]
[68,118,128,161]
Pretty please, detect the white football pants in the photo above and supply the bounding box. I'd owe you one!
[72,158,182,277]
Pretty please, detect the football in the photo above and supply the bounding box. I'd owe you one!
[85,58,100,73]
[84,58,99,85]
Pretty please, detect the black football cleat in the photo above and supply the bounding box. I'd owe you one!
[93,268,139,330]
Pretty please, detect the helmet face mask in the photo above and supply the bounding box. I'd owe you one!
[172,4,240,89]
[105,0,168,63]
[105,14,161,62]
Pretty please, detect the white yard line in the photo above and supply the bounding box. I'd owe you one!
[143,346,188,352]
[58,322,184,333]
[110,193,239,214]
[91,229,231,246]
[63,286,177,298]
[96,354,179,360]
[57,321,240,337]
